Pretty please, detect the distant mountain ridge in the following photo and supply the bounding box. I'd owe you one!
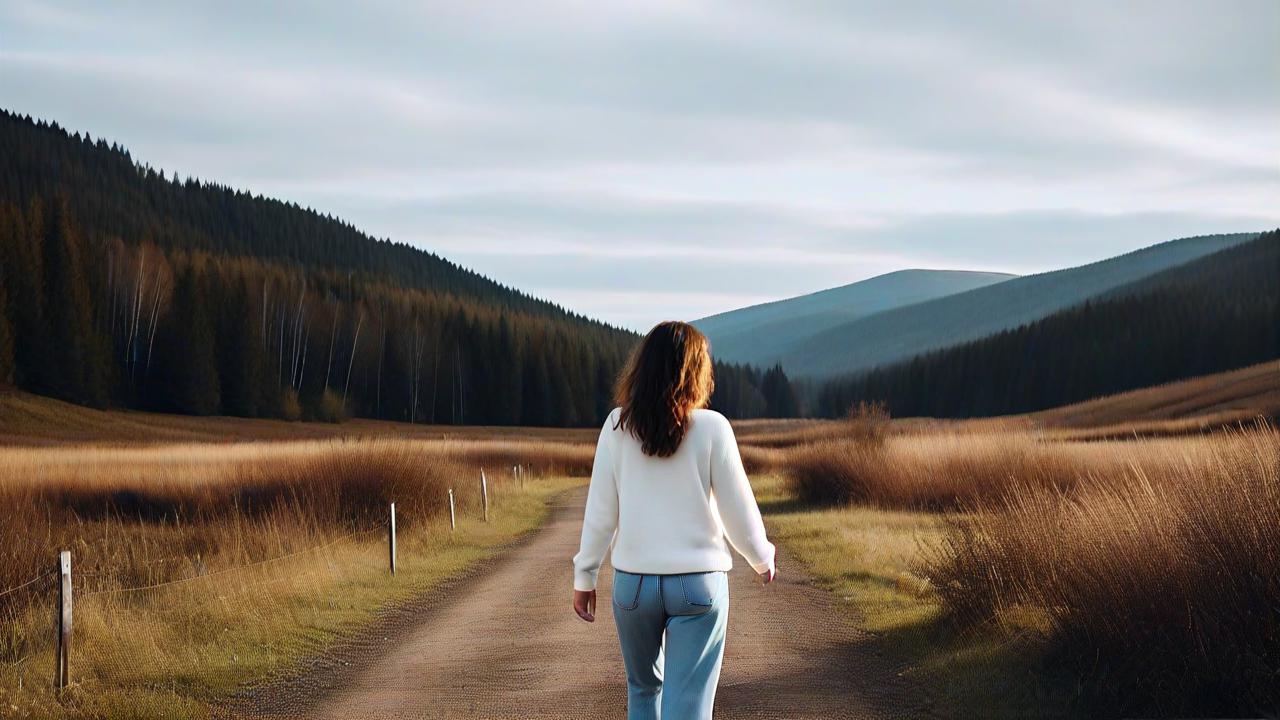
[815,230,1279,418]
[695,269,1016,367]
[779,232,1260,378]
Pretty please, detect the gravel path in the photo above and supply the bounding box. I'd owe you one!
[232,488,929,719]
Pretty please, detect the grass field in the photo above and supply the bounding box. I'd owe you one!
[1025,359,1279,432]
[754,475,1071,719]
[0,432,589,720]
[772,411,1279,718]
[3,371,1277,719]
[0,390,600,447]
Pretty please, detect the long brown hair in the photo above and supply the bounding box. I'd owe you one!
[614,321,715,457]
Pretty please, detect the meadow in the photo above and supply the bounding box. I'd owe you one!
[0,423,593,719]
[2,378,1277,718]
[776,406,1279,717]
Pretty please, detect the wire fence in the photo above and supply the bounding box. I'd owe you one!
[78,526,381,600]
[0,466,530,720]
[0,571,54,600]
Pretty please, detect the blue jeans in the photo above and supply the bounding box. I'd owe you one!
[611,569,729,720]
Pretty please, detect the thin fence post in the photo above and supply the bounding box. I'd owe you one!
[388,502,397,575]
[54,550,72,690]
[448,488,456,532]
[481,470,490,522]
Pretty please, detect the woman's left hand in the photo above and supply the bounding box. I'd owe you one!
[573,589,597,622]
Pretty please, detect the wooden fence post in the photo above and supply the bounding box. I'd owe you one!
[448,489,456,531]
[388,502,397,575]
[481,470,490,522]
[54,550,72,690]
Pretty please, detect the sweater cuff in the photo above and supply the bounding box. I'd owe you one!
[573,569,599,592]
[748,542,776,575]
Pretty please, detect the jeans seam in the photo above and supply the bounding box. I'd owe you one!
[614,572,641,611]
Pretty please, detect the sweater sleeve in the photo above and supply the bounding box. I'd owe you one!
[709,415,776,575]
[571,411,620,591]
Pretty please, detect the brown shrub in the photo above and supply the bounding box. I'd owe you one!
[925,423,1280,716]
[785,430,1088,509]
[844,400,890,447]
[778,425,1276,511]
[785,438,885,505]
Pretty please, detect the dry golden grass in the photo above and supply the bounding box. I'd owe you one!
[0,438,592,598]
[928,424,1279,717]
[0,434,592,719]
[777,419,1280,716]
[752,475,1066,719]
[5,367,1277,717]
[784,418,1273,509]
[1025,359,1280,430]
[0,389,598,447]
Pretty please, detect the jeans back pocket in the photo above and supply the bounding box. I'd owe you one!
[666,571,724,616]
[612,570,643,610]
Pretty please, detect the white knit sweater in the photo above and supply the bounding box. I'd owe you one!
[572,407,776,592]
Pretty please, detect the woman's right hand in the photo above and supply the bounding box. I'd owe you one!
[573,589,597,622]
[758,564,777,584]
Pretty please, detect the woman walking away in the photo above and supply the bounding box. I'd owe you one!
[572,320,776,720]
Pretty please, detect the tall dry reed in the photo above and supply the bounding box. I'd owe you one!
[786,431,1080,508]
[926,424,1279,716]
[781,419,1279,714]
[784,422,1274,511]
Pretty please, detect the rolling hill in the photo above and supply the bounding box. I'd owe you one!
[694,269,1015,367]
[1026,360,1280,437]
[779,231,1260,378]
[816,230,1279,419]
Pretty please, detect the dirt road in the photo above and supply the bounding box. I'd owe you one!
[237,488,928,719]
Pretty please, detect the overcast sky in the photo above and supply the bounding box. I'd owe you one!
[2,1,1277,330]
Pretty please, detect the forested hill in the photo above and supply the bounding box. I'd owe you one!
[0,109,588,321]
[780,230,1259,379]
[816,230,1280,418]
[0,110,793,425]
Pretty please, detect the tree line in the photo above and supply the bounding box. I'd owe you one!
[0,111,798,425]
[814,230,1279,419]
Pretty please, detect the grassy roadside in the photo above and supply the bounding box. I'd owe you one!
[753,474,1076,720]
[1,476,580,720]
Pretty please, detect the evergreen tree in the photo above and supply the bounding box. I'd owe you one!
[523,351,554,427]
[0,202,49,389]
[0,273,13,384]
[214,272,263,416]
[158,264,221,414]
[494,317,523,424]
[761,364,798,418]
[40,195,109,405]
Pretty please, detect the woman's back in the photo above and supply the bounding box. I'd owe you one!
[573,406,774,595]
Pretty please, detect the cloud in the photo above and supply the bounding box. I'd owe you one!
[0,0,1276,330]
